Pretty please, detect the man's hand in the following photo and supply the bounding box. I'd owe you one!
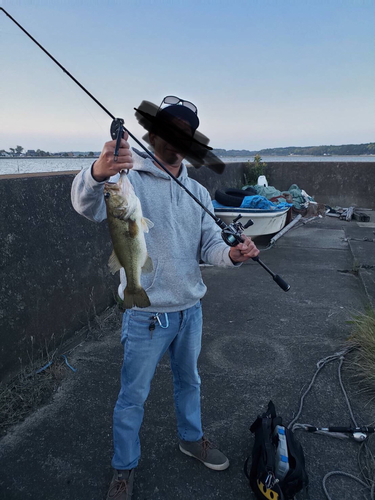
[92,132,134,182]
[229,236,260,263]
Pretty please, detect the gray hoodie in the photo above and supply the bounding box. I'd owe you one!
[71,150,237,313]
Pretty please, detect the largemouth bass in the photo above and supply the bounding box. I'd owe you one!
[104,171,154,309]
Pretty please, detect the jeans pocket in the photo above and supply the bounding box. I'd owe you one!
[128,309,155,324]
[127,310,157,342]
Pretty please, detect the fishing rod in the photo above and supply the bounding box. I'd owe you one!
[305,425,375,435]
[297,424,375,443]
[1,7,290,291]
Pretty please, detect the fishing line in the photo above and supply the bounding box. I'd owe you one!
[1,7,291,291]
[1,8,218,214]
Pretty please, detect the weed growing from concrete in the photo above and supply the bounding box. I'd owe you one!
[0,357,66,436]
[347,309,375,395]
[0,334,65,436]
[0,305,122,436]
[352,259,361,276]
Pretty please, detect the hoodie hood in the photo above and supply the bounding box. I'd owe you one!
[131,147,189,182]
[130,148,188,204]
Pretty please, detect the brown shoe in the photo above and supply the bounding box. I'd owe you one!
[179,436,230,471]
[106,469,134,499]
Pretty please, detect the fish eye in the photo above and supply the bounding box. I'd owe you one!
[104,192,110,199]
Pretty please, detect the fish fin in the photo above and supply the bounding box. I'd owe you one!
[142,255,153,273]
[108,251,122,274]
[141,217,154,233]
[123,287,151,309]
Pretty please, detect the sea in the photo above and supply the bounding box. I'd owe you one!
[0,155,374,176]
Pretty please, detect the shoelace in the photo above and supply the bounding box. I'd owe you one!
[108,478,128,499]
[201,437,215,460]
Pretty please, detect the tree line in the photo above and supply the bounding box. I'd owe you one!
[0,146,96,157]
[212,142,375,157]
[2,142,374,158]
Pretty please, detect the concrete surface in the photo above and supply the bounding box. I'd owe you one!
[0,213,374,500]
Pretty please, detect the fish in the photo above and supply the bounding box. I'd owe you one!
[104,171,154,309]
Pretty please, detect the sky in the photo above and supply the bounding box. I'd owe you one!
[1,0,375,153]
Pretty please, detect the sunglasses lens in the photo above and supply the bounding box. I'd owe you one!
[163,96,180,105]
[182,101,197,113]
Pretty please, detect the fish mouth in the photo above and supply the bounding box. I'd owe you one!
[104,181,120,191]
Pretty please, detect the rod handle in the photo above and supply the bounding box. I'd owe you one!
[327,426,375,433]
[252,257,291,292]
[273,274,291,292]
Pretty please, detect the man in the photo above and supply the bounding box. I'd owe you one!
[71,96,259,499]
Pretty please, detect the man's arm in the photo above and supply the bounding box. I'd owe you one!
[71,134,133,222]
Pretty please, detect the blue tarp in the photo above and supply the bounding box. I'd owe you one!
[240,195,293,210]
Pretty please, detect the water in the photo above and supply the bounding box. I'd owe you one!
[0,158,94,176]
[1,155,374,176]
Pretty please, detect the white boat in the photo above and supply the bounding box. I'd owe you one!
[213,206,290,237]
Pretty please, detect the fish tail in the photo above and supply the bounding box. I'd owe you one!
[123,286,151,309]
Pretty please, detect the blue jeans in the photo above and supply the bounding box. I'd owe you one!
[112,301,203,470]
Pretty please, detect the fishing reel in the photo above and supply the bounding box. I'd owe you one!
[111,118,125,162]
[110,118,124,140]
[221,214,254,247]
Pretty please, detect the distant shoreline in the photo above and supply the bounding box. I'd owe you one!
[2,154,375,160]
[0,156,99,160]
[218,154,375,158]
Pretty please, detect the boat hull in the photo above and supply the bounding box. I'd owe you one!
[214,208,290,237]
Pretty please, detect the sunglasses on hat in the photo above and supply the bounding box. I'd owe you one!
[159,95,198,115]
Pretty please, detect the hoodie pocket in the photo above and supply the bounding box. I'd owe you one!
[144,258,206,307]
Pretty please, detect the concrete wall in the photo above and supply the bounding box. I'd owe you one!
[264,161,375,209]
[187,162,248,197]
[189,161,375,209]
[1,161,374,381]
[0,173,118,382]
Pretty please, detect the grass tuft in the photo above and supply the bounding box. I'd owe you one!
[0,305,122,436]
[0,359,66,436]
[347,309,375,395]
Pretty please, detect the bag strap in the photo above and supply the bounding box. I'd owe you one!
[244,456,251,479]
[265,400,277,419]
[262,417,275,473]
[250,400,278,434]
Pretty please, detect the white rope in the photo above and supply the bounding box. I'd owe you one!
[287,347,375,500]
[287,348,351,430]
[323,471,371,500]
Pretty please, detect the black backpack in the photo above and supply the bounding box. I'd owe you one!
[244,401,309,500]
